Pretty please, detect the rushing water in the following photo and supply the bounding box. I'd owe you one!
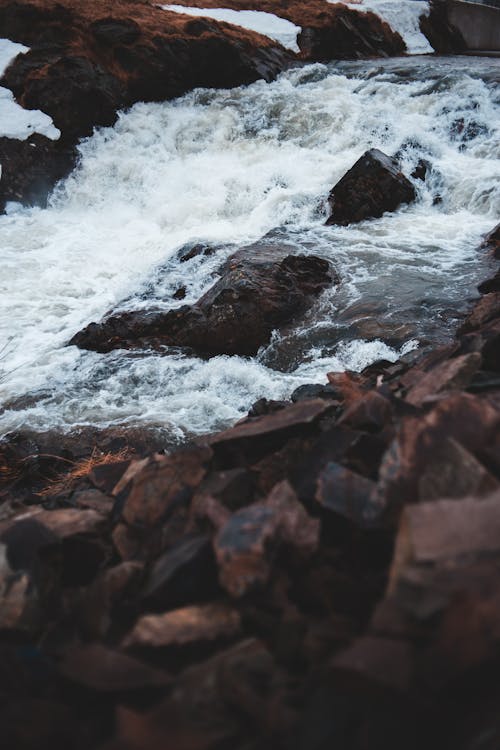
[0,56,499,440]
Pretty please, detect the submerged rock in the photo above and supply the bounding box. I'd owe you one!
[70,246,336,356]
[326,148,416,226]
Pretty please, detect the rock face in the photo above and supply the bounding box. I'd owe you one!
[165,0,406,59]
[419,0,467,53]
[326,148,417,226]
[0,134,76,212]
[70,246,336,356]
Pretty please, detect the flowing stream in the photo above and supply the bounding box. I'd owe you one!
[0,56,498,440]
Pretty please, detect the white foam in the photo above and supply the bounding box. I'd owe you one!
[0,38,60,141]
[162,5,301,51]
[0,59,498,437]
[337,0,433,54]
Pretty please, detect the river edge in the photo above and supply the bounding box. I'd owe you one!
[1,1,500,747]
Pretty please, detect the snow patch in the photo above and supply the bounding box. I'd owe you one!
[162,5,301,52]
[336,0,433,55]
[0,38,60,141]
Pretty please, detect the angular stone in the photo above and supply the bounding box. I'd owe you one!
[338,391,393,432]
[122,603,241,649]
[405,352,481,406]
[376,393,500,510]
[69,248,335,356]
[215,481,318,597]
[390,493,500,578]
[119,445,212,528]
[315,462,379,526]
[142,534,218,610]
[209,398,333,466]
[326,149,416,226]
[459,293,500,334]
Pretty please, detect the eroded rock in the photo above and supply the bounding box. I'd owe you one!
[326,149,416,226]
[70,247,335,356]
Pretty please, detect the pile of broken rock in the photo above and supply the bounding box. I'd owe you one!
[0,223,499,750]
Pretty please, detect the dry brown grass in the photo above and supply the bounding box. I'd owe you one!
[37,447,131,497]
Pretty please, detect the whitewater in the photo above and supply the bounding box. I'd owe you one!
[0,56,499,440]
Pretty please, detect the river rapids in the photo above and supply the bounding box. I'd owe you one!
[0,55,499,440]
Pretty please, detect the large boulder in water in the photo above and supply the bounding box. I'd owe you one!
[70,246,336,357]
[326,149,416,226]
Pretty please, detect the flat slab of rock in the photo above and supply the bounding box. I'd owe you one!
[70,246,335,356]
[326,149,416,226]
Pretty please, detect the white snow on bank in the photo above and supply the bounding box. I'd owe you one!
[0,38,60,141]
[162,5,301,52]
[336,0,433,54]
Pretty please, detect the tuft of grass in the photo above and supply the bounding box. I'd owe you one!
[37,447,131,497]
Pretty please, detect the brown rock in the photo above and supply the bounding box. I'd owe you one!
[58,643,171,692]
[69,248,335,356]
[326,149,416,226]
[123,603,241,649]
[390,493,500,581]
[376,393,500,511]
[338,390,393,432]
[459,292,500,333]
[142,534,219,610]
[315,461,379,526]
[215,480,318,597]
[209,398,333,466]
[405,352,481,406]
[119,445,212,528]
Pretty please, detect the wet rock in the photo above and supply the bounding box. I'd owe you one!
[419,1,467,54]
[326,149,416,226]
[0,134,76,212]
[482,222,500,259]
[209,398,334,466]
[214,480,319,597]
[290,382,341,403]
[172,286,186,300]
[247,397,289,417]
[477,269,500,294]
[179,242,216,262]
[70,247,335,356]
[459,292,500,333]
[411,158,431,181]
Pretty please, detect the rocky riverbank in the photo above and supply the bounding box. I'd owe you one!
[1,221,499,748]
[0,2,498,748]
